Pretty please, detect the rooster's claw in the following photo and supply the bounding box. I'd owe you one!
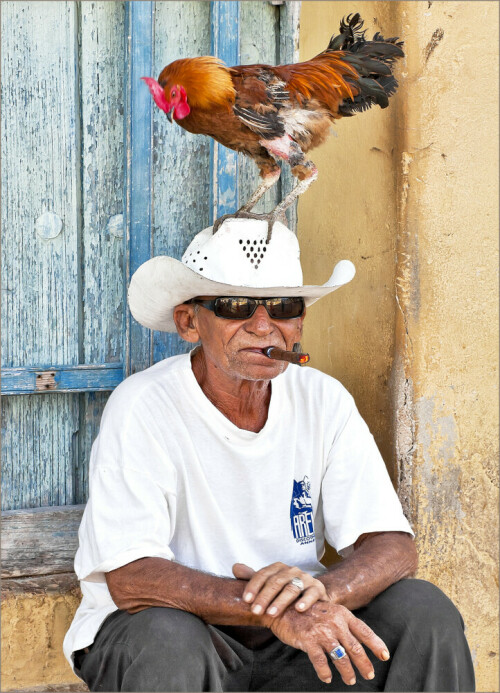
[212,211,284,241]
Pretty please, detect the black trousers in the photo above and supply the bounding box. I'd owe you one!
[74,579,475,692]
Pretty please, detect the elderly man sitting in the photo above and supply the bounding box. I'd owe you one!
[64,218,474,692]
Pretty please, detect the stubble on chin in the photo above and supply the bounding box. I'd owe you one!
[226,351,288,381]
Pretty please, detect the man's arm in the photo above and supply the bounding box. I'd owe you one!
[106,531,417,686]
[318,531,418,610]
[105,557,274,627]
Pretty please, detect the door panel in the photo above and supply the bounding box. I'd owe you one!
[1,1,300,510]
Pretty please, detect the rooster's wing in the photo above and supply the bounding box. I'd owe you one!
[231,66,290,140]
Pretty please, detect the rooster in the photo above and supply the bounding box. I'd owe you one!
[143,14,404,235]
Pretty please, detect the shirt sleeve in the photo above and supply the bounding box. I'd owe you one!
[75,386,178,583]
[321,393,413,554]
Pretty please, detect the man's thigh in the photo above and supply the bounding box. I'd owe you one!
[76,581,474,692]
[76,607,253,692]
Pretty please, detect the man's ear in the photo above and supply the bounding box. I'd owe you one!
[296,308,306,340]
[173,304,200,343]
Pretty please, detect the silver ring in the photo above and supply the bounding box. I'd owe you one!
[329,645,346,661]
[290,576,305,591]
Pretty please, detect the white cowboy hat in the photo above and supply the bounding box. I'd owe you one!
[128,217,356,333]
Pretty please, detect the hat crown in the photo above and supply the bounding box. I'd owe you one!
[181,218,303,288]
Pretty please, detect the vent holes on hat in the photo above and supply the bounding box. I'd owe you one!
[204,256,207,260]
[263,247,267,252]
[246,253,250,258]
[199,267,203,271]
[239,240,243,244]
[250,258,254,263]
[243,246,246,250]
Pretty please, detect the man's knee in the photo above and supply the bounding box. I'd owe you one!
[81,608,221,691]
[361,578,466,641]
[128,607,213,659]
[383,578,463,628]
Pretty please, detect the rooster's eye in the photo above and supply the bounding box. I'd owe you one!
[172,90,176,98]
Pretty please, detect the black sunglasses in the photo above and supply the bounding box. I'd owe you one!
[186,296,305,320]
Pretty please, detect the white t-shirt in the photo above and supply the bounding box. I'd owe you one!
[63,352,413,668]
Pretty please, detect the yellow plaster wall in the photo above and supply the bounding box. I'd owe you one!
[2,3,497,691]
[1,584,83,690]
[298,2,499,690]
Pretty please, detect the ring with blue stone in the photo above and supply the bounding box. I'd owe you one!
[329,645,347,661]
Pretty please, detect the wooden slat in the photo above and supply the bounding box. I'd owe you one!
[210,1,240,221]
[1,364,124,395]
[80,1,126,366]
[1,505,84,578]
[151,1,212,364]
[2,572,81,598]
[1,2,80,368]
[1,394,79,510]
[238,1,280,215]
[278,1,301,231]
[124,1,154,377]
[75,391,109,504]
[78,3,126,506]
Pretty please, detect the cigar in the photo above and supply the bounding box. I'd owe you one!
[263,347,310,366]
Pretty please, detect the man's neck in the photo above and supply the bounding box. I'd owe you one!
[191,347,271,433]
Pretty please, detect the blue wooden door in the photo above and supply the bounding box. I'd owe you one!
[1,1,300,511]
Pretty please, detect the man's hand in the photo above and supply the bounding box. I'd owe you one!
[232,562,328,617]
[269,600,390,686]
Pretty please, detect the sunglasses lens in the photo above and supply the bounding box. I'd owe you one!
[215,297,256,319]
[267,297,304,319]
[214,297,304,319]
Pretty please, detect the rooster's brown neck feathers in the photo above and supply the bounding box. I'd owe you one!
[158,57,236,111]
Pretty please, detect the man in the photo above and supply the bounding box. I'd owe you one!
[64,218,474,692]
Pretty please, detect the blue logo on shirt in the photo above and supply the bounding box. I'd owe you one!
[290,476,315,545]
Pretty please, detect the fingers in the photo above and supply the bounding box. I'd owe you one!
[306,645,334,684]
[241,563,327,617]
[326,642,358,686]
[232,563,255,580]
[333,637,373,684]
[326,615,390,685]
[294,583,328,613]
[349,615,390,662]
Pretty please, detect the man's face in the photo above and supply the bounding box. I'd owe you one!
[178,297,305,382]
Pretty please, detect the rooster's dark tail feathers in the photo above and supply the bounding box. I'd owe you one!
[326,13,404,116]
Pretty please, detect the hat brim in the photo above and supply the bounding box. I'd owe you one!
[128,256,356,332]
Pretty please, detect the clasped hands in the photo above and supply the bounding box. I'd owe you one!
[232,562,389,686]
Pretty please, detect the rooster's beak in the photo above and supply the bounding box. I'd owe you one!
[166,107,175,123]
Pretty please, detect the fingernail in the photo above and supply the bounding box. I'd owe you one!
[325,678,332,684]
[349,678,356,686]
[297,602,305,610]
[252,604,262,614]
[267,606,277,615]
[367,671,375,680]
[243,593,253,603]
[382,649,390,661]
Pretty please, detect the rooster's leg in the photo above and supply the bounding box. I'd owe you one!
[213,142,316,239]
[271,141,318,219]
[237,167,281,213]
[246,140,317,239]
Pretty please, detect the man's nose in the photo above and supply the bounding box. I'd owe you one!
[245,304,274,334]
